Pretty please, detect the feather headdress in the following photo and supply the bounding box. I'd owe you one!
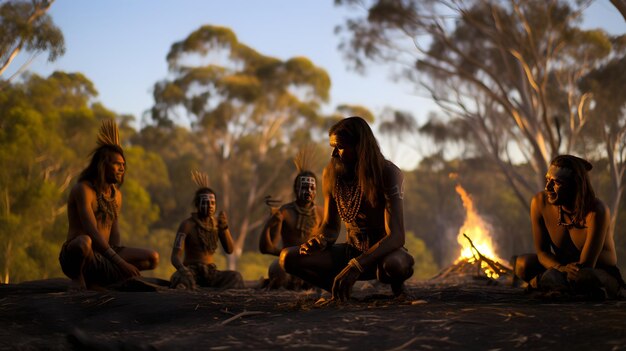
[293,144,317,173]
[96,119,121,148]
[191,169,210,189]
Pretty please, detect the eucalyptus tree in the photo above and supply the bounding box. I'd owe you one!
[579,53,626,237]
[152,25,332,268]
[0,0,64,79]
[335,0,625,222]
[0,72,98,282]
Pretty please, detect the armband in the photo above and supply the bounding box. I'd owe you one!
[111,254,125,265]
[384,184,404,200]
[349,258,364,273]
[104,249,125,265]
[218,225,229,231]
[104,247,117,259]
[174,232,186,249]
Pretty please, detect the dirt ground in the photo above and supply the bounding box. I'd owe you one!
[0,278,625,351]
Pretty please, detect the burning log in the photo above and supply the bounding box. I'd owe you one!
[431,183,514,285]
[462,233,512,278]
[431,234,513,285]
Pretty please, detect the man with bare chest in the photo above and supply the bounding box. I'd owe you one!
[169,171,243,290]
[260,168,323,289]
[59,120,159,289]
[515,155,624,298]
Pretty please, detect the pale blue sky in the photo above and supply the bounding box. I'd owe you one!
[6,0,625,169]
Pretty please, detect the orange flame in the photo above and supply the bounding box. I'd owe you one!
[454,183,505,278]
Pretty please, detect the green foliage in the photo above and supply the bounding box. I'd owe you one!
[404,231,439,281]
[139,228,176,281]
[118,179,159,241]
[237,251,274,281]
[0,72,171,283]
[402,156,462,266]
[118,145,169,243]
[0,73,90,282]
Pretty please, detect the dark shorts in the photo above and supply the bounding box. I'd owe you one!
[267,259,312,290]
[597,264,626,287]
[328,243,413,281]
[170,263,244,290]
[532,264,625,298]
[327,244,376,280]
[59,239,127,286]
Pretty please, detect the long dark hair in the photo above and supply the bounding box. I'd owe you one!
[78,145,125,190]
[550,155,595,225]
[326,116,386,207]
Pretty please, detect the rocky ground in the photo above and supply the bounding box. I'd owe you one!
[0,278,625,350]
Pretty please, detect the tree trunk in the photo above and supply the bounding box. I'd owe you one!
[610,0,626,21]
[608,189,622,240]
[3,240,11,284]
[0,44,23,77]
[220,162,238,271]
[228,160,261,271]
[605,132,625,239]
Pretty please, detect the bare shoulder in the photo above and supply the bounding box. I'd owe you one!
[70,181,95,201]
[322,164,331,178]
[277,202,295,218]
[178,218,195,233]
[280,203,295,212]
[73,180,94,193]
[382,160,403,187]
[115,185,122,202]
[530,191,547,211]
[588,198,610,221]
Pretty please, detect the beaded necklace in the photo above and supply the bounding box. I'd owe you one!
[293,202,317,241]
[95,185,118,222]
[192,214,219,252]
[557,206,586,229]
[335,179,362,223]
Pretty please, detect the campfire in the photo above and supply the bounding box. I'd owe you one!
[432,182,513,284]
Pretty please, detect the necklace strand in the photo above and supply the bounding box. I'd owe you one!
[293,202,317,240]
[557,206,586,229]
[335,180,362,223]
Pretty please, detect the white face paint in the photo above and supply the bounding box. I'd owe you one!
[198,193,216,218]
[297,176,316,203]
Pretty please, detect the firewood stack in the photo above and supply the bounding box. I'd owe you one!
[430,233,513,285]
